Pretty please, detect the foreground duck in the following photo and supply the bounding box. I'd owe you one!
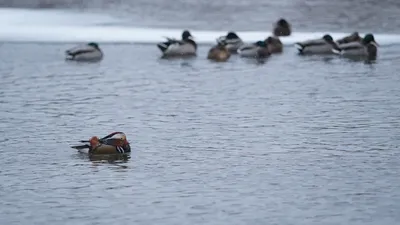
[265,36,283,53]
[238,40,270,58]
[216,32,244,53]
[65,42,103,61]
[207,40,231,62]
[333,33,379,60]
[71,132,131,155]
[294,34,341,54]
[273,18,291,36]
[157,30,197,57]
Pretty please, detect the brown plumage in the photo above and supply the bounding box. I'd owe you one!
[273,18,291,36]
[336,32,362,45]
[265,36,283,53]
[207,40,231,62]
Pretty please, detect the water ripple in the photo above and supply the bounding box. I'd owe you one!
[0,38,400,225]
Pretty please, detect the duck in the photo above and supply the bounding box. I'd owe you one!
[65,42,103,61]
[273,18,291,36]
[71,132,131,155]
[207,40,231,62]
[333,33,379,60]
[336,32,362,45]
[294,34,341,54]
[216,31,244,53]
[238,40,270,58]
[157,30,197,57]
[265,36,283,53]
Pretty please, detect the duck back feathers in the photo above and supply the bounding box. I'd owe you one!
[265,36,283,53]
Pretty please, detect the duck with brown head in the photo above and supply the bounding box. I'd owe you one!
[336,32,362,45]
[273,18,291,36]
[265,36,283,53]
[207,40,231,62]
[157,30,197,57]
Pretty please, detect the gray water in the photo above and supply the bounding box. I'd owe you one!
[1,1,400,225]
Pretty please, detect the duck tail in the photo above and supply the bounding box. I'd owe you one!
[157,42,169,53]
[294,43,304,53]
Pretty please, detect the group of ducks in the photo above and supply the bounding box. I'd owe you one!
[64,18,379,62]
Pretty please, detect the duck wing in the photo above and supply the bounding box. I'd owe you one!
[239,42,258,50]
[338,41,363,50]
[295,38,326,48]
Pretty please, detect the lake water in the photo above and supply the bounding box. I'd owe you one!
[0,0,400,225]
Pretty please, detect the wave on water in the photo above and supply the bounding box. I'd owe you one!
[1,8,400,46]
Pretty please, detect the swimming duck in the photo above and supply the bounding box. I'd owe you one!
[333,33,379,60]
[336,32,362,45]
[238,40,270,58]
[294,34,341,54]
[273,18,291,36]
[265,36,283,53]
[207,40,231,62]
[157,30,197,57]
[216,31,244,53]
[65,42,103,61]
[71,132,131,155]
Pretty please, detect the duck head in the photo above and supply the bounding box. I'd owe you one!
[217,31,240,44]
[108,132,128,146]
[323,34,342,53]
[182,30,194,41]
[362,33,379,46]
[226,32,240,39]
[322,34,342,53]
[277,19,290,28]
[87,42,100,49]
[255,40,267,48]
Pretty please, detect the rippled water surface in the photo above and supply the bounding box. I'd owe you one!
[1,1,400,225]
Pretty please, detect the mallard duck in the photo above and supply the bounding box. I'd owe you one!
[336,32,362,45]
[71,132,131,155]
[238,41,270,58]
[65,42,103,61]
[273,18,291,36]
[157,30,197,57]
[207,40,231,62]
[333,33,379,60]
[265,36,283,53]
[216,31,244,53]
[294,34,341,54]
